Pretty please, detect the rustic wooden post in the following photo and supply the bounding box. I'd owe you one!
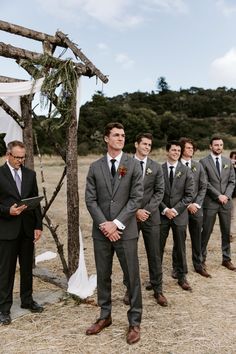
[21,95,34,169]
[66,84,80,276]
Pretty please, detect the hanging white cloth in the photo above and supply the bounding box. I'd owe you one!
[67,228,97,299]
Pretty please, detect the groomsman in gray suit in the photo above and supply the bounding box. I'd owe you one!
[200,136,236,271]
[123,133,167,306]
[172,138,209,277]
[85,122,143,345]
[160,141,194,291]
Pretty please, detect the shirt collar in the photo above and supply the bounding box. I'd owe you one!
[181,158,191,167]
[167,161,178,169]
[107,151,123,165]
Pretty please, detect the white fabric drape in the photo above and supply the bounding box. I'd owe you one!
[0,77,81,144]
[67,228,97,299]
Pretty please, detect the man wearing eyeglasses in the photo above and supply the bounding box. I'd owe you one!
[0,140,43,326]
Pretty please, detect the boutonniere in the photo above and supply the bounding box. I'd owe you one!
[191,165,197,172]
[118,165,127,179]
[176,171,182,178]
[223,164,228,169]
[146,168,152,175]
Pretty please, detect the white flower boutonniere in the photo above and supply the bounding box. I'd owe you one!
[223,164,228,169]
[176,171,182,178]
[146,168,152,175]
[191,165,197,172]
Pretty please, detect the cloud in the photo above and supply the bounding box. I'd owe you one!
[210,48,236,87]
[143,0,188,14]
[36,0,188,29]
[97,42,109,51]
[115,53,135,69]
[216,0,236,16]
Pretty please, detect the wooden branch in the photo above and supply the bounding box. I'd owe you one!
[0,42,93,77]
[33,267,67,289]
[0,98,24,128]
[0,20,66,47]
[0,75,26,83]
[56,31,109,84]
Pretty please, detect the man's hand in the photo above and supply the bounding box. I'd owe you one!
[218,195,229,205]
[99,221,117,237]
[34,229,42,242]
[165,208,177,220]
[108,230,122,242]
[188,203,198,214]
[10,203,27,216]
[136,209,151,222]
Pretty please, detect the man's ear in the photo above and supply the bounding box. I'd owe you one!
[104,136,109,143]
[134,142,138,149]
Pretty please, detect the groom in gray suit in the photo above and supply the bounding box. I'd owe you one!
[200,136,236,271]
[85,122,143,345]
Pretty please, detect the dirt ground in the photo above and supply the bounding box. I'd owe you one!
[1,153,236,354]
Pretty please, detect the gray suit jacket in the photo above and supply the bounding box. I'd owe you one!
[140,158,164,226]
[187,159,207,207]
[85,153,143,240]
[160,161,194,225]
[200,155,235,210]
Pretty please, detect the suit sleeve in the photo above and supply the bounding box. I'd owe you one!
[85,164,107,226]
[194,164,207,206]
[32,172,43,230]
[115,160,144,226]
[144,164,164,213]
[173,168,194,214]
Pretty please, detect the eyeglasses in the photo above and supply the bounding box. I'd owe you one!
[9,153,26,161]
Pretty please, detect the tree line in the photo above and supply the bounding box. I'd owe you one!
[1,80,236,156]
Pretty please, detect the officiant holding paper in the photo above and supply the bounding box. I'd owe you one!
[0,140,43,326]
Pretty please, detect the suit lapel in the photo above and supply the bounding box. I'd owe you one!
[172,161,182,189]
[101,156,113,196]
[112,153,127,196]
[208,155,220,180]
[163,162,171,191]
[143,158,151,186]
[3,163,20,197]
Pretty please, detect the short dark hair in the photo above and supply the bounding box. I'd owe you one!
[210,136,223,145]
[104,122,124,138]
[166,140,181,151]
[135,133,153,144]
[230,151,236,158]
[7,140,25,153]
[179,137,197,157]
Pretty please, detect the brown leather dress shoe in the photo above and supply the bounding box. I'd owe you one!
[195,268,212,278]
[222,260,236,271]
[127,325,140,345]
[123,290,130,305]
[154,293,168,307]
[86,317,112,335]
[178,280,192,291]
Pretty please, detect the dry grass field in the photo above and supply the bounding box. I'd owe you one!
[1,151,236,354]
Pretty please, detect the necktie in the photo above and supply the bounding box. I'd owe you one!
[169,166,174,187]
[111,159,116,177]
[14,169,21,194]
[186,162,189,167]
[216,157,220,175]
[140,161,144,173]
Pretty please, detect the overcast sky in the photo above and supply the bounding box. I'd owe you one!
[1,0,236,103]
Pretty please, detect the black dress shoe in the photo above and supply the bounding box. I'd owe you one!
[21,301,44,313]
[171,269,178,279]
[145,282,153,291]
[0,312,11,325]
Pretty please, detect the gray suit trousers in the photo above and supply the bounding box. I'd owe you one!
[93,237,142,326]
[201,206,231,262]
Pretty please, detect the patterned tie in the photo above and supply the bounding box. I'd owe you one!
[111,159,116,177]
[169,166,174,187]
[14,169,21,194]
[216,157,220,175]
